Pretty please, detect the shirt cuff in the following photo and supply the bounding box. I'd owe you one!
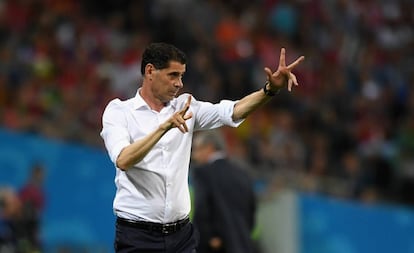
[109,140,131,166]
[219,99,245,127]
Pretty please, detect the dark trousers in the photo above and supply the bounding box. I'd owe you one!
[115,219,199,253]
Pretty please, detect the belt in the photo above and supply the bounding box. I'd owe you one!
[116,216,190,235]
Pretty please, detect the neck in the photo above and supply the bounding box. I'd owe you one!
[139,86,166,112]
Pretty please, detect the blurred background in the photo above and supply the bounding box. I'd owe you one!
[0,0,414,252]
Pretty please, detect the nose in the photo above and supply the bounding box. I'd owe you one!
[175,79,183,89]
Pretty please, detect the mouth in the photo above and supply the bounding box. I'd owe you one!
[166,91,177,99]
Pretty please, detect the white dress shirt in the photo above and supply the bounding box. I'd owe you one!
[100,90,243,223]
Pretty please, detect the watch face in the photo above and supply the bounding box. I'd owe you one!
[263,82,275,96]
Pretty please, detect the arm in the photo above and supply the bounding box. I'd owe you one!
[232,48,304,121]
[116,96,193,170]
[232,88,272,121]
[116,125,169,170]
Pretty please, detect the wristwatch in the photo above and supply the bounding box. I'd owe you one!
[263,81,280,97]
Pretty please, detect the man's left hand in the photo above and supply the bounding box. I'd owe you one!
[264,48,305,92]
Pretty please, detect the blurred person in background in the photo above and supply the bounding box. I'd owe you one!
[0,163,45,253]
[0,0,412,207]
[18,163,46,252]
[100,42,304,252]
[0,187,23,253]
[191,130,257,253]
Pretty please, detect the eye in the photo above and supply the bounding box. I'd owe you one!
[169,72,184,79]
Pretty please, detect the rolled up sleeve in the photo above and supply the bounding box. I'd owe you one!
[193,98,244,131]
[100,99,131,165]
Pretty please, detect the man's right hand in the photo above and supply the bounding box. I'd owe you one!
[161,95,193,133]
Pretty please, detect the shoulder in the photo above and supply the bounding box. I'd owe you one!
[104,97,134,112]
[102,98,135,122]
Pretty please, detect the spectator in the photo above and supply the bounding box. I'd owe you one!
[0,187,24,252]
[19,163,46,252]
[0,0,413,206]
[191,130,257,253]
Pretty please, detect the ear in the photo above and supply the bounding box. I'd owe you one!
[144,63,156,77]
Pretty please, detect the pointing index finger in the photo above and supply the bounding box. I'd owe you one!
[180,95,192,115]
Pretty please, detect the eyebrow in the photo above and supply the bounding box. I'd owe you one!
[168,71,185,77]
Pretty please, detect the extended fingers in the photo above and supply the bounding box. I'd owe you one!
[173,120,186,133]
[183,112,193,120]
[180,95,192,115]
[175,96,193,133]
[186,94,192,106]
[172,114,189,133]
[264,49,304,91]
[287,73,299,92]
[179,112,193,133]
[264,67,273,76]
[287,56,305,70]
[264,67,273,81]
[287,79,293,92]
[290,72,298,86]
[279,48,286,67]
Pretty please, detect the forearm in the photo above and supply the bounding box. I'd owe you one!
[116,123,171,170]
[232,87,273,121]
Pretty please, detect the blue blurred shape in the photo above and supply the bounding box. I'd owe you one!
[0,128,116,252]
[299,194,414,253]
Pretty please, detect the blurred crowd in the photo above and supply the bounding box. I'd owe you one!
[0,0,414,206]
[0,164,45,253]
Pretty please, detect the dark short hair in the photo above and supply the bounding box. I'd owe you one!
[141,42,187,75]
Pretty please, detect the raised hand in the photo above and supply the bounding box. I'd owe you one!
[164,95,193,133]
[264,48,305,92]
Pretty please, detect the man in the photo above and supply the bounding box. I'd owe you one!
[100,42,304,252]
[0,187,24,252]
[19,163,45,251]
[191,130,257,253]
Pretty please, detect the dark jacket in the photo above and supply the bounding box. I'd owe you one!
[192,158,256,253]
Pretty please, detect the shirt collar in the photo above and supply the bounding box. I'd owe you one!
[132,89,148,110]
[132,88,177,110]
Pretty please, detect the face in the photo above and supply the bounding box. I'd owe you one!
[148,61,185,103]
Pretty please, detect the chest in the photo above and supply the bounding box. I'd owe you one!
[126,107,194,148]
